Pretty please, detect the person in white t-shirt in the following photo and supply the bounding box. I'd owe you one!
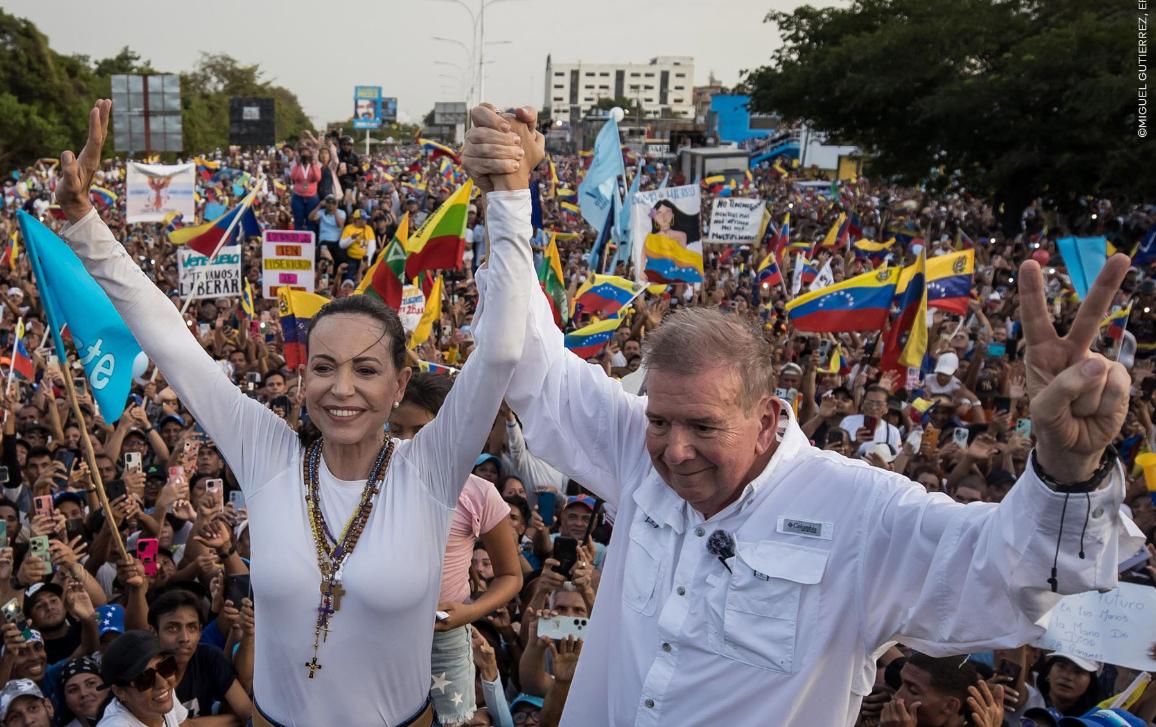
[96,631,187,727]
[840,385,902,456]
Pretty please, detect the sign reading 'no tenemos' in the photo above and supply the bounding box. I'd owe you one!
[261,230,316,299]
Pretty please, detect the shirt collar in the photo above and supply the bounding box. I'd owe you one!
[632,399,812,531]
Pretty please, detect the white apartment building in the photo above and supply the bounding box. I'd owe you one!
[544,55,696,121]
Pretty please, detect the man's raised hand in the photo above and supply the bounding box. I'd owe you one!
[1019,254,1132,482]
[58,99,111,224]
[462,104,545,193]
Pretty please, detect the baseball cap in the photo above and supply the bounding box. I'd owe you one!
[1059,709,1147,727]
[934,352,959,376]
[0,679,44,721]
[351,209,364,220]
[864,442,898,463]
[0,629,44,660]
[1046,651,1101,673]
[96,604,126,637]
[780,362,804,377]
[1023,707,1063,727]
[565,495,597,512]
[510,693,545,711]
[474,453,501,470]
[53,491,86,508]
[24,582,63,611]
[158,413,186,428]
[99,630,164,688]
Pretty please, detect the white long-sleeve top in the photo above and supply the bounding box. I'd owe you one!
[473,267,1146,727]
[62,189,532,727]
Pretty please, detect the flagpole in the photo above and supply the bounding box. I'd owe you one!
[177,181,264,318]
[5,318,21,400]
[1114,305,1133,362]
[59,358,130,563]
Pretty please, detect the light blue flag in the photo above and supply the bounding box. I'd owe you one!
[577,115,625,235]
[612,161,643,270]
[18,211,143,422]
[1056,236,1107,300]
[657,172,670,191]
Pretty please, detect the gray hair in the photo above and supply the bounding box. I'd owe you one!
[642,307,775,410]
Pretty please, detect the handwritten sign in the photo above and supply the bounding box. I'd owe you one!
[177,244,242,301]
[1035,582,1156,671]
[706,197,765,244]
[398,284,425,333]
[261,230,315,298]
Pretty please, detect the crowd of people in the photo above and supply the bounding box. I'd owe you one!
[0,97,1151,727]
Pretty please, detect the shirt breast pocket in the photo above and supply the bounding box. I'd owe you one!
[717,540,829,673]
[622,521,664,616]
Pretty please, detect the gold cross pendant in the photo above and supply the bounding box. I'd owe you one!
[306,657,322,678]
[321,581,346,612]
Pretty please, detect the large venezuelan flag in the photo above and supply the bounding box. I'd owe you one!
[643,233,703,284]
[897,249,973,315]
[404,182,472,278]
[785,266,900,332]
[564,318,623,359]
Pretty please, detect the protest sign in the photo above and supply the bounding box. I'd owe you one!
[706,197,765,244]
[261,230,316,298]
[1035,582,1156,672]
[177,244,242,301]
[125,162,196,223]
[629,184,704,284]
[398,284,425,333]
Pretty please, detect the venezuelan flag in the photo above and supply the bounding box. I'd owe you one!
[418,138,460,163]
[404,182,471,278]
[169,190,260,257]
[785,266,900,332]
[643,234,703,284]
[772,214,791,257]
[278,289,330,370]
[799,258,819,286]
[240,279,256,320]
[821,212,849,248]
[703,175,726,193]
[10,320,33,381]
[560,201,581,219]
[3,232,19,270]
[90,186,118,209]
[556,188,577,201]
[853,238,895,267]
[898,249,974,315]
[572,274,639,318]
[162,211,184,235]
[881,250,928,371]
[564,318,622,359]
[756,252,783,288]
[417,360,459,375]
[1104,304,1132,342]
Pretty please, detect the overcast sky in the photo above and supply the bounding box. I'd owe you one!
[5,0,816,127]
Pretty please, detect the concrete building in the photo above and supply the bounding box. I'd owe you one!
[543,55,696,122]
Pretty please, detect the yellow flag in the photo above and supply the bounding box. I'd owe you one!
[409,275,443,349]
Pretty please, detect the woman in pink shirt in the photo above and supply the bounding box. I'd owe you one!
[389,373,523,726]
[289,145,322,231]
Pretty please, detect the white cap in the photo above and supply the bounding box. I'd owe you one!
[1046,651,1101,673]
[865,442,898,463]
[6,287,23,299]
[934,352,959,376]
[0,679,44,720]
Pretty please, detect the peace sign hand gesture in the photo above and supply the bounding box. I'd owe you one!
[1019,255,1131,483]
[57,99,111,224]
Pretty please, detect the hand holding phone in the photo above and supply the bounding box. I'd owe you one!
[552,536,579,579]
[29,536,50,564]
[537,615,588,641]
[537,491,557,529]
[136,538,159,577]
[33,496,54,521]
[952,427,970,448]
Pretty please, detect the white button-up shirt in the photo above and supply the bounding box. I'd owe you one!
[474,259,1145,727]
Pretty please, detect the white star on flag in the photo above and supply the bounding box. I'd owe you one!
[431,672,451,694]
[451,692,463,706]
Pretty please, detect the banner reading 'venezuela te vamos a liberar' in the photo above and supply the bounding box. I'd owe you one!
[177,244,242,301]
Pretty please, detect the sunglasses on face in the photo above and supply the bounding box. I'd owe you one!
[125,655,178,691]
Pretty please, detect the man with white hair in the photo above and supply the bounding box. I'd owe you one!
[464,105,1145,727]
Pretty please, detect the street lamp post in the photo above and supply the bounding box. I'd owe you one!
[430,0,520,107]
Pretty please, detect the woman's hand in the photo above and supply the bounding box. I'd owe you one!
[57,99,111,223]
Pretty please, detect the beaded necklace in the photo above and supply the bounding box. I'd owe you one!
[301,436,394,679]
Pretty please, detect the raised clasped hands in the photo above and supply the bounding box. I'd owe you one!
[461,104,545,193]
[1018,254,1132,483]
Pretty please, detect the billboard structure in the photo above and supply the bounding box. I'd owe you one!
[110,74,183,154]
[229,98,276,146]
[353,86,383,129]
[434,102,468,126]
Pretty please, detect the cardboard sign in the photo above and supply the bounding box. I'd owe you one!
[177,244,242,301]
[1035,582,1156,672]
[261,230,315,298]
[398,284,425,333]
[706,197,765,244]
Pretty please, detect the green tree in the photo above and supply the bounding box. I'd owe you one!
[742,0,1152,231]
